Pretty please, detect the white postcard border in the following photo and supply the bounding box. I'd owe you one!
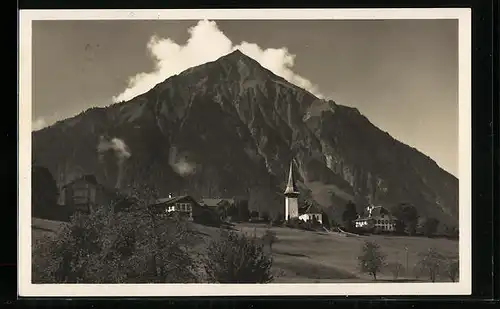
[18,8,472,297]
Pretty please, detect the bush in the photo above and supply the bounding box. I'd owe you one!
[422,217,440,238]
[357,241,386,280]
[32,188,200,284]
[261,229,278,252]
[204,229,274,283]
[386,261,404,280]
[444,258,459,282]
[416,247,446,282]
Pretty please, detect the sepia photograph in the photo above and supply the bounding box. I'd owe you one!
[18,9,471,296]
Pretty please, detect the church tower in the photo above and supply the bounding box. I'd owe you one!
[284,160,300,221]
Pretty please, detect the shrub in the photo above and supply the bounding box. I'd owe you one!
[386,261,404,280]
[342,201,358,231]
[261,229,278,252]
[416,247,446,282]
[204,229,274,283]
[444,258,459,282]
[32,186,200,284]
[357,241,386,280]
[422,217,440,238]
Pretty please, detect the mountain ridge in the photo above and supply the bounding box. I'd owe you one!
[32,50,458,226]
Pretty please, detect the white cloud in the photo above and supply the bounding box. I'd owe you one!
[112,20,324,103]
[32,118,47,131]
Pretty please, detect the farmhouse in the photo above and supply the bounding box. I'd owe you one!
[199,198,234,209]
[354,205,397,232]
[60,174,126,214]
[298,203,323,224]
[149,195,198,220]
[199,198,235,220]
[149,194,220,224]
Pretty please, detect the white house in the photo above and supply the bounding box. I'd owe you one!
[354,205,397,232]
[298,203,323,224]
[149,194,200,221]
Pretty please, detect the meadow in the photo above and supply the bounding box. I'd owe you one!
[31,218,459,283]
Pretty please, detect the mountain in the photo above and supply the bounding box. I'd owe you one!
[32,50,459,225]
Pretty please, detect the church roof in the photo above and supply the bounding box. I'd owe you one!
[284,161,299,195]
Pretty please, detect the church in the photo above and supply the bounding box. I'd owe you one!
[283,160,323,224]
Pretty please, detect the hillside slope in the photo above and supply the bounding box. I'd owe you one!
[32,50,458,225]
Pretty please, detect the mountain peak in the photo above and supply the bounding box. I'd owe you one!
[229,49,245,57]
[219,49,257,65]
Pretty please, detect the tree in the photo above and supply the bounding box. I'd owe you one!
[235,199,250,222]
[444,258,459,282]
[32,184,200,283]
[321,211,331,229]
[204,229,274,283]
[416,247,446,282]
[227,204,238,220]
[342,201,358,231]
[391,203,419,236]
[422,217,440,237]
[32,165,59,219]
[216,201,231,221]
[394,219,406,234]
[357,241,386,280]
[250,210,259,219]
[274,212,284,225]
[261,211,270,222]
[386,262,404,280]
[445,225,459,239]
[261,229,278,253]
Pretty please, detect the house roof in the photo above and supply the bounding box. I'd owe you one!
[152,195,201,207]
[199,198,234,208]
[62,174,99,188]
[62,174,120,196]
[355,205,397,221]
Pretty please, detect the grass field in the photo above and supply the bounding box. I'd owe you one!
[233,223,459,282]
[31,218,459,283]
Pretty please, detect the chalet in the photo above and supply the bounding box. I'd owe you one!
[199,198,235,208]
[298,203,323,224]
[149,194,220,223]
[199,198,235,220]
[354,205,397,233]
[60,175,126,214]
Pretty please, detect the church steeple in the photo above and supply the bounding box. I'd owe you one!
[284,160,299,196]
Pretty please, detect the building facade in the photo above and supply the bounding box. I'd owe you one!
[199,198,234,221]
[150,195,199,221]
[354,205,397,233]
[61,175,119,214]
[298,202,323,224]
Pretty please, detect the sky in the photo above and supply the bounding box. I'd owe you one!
[31,19,458,176]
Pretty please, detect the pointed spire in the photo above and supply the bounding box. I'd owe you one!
[284,160,299,195]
